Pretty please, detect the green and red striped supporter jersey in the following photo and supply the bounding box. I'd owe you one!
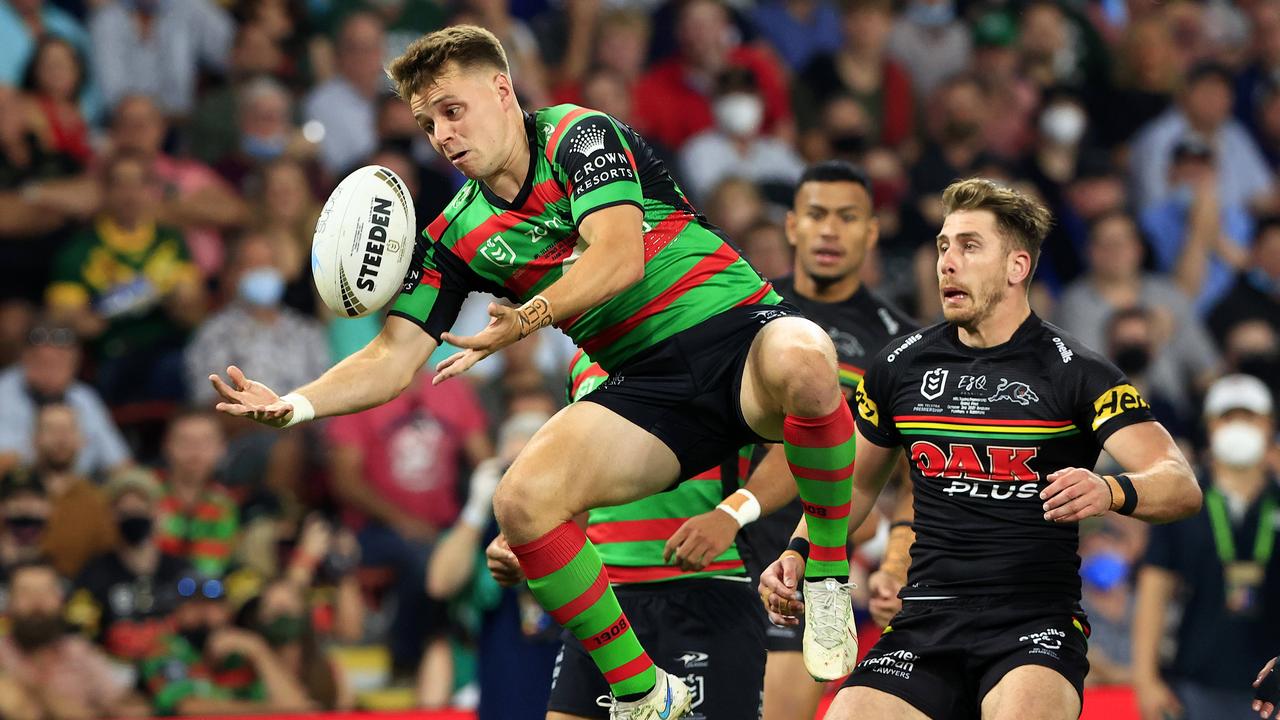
[391,104,781,371]
[567,350,750,583]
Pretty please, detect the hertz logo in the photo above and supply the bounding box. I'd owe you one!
[1092,384,1149,430]
[855,385,879,427]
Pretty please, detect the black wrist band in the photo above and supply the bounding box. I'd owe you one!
[1114,473,1138,516]
[786,537,810,562]
[889,521,913,531]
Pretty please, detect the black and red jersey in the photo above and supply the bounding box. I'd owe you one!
[854,313,1154,601]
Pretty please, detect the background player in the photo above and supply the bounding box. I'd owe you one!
[209,25,859,718]
[485,349,797,720]
[761,178,1202,720]
[668,160,918,720]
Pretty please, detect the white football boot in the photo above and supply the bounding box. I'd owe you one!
[802,577,859,680]
[596,668,693,720]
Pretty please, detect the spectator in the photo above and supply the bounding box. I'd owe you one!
[1252,80,1280,172]
[1129,61,1274,213]
[886,0,970,101]
[1209,214,1280,345]
[302,11,386,177]
[794,0,913,148]
[632,0,791,151]
[1236,0,1280,143]
[1134,375,1280,720]
[0,319,131,478]
[1139,134,1252,312]
[186,232,328,408]
[69,467,190,661]
[108,94,252,276]
[741,219,793,280]
[1094,13,1178,150]
[189,23,292,167]
[0,559,141,720]
[155,411,238,578]
[429,411,556,720]
[0,469,50,583]
[679,67,804,203]
[19,37,92,166]
[238,577,353,710]
[214,76,317,192]
[460,0,549,108]
[0,83,84,302]
[1056,210,1220,415]
[1079,517,1145,688]
[88,0,234,117]
[1103,306,1189,441]
[1024,91,1092,197]
[137,570,313,716]
[251,158,322,315]
[0,0,88,90]
[274,515,363,645]
[1016,1,1107,94]
[34,403,117,578]
[750,0,842,73]
[45,151,205,405]
[327,368,492,696]
[553,9,651,107]
[702,176,767,240]
[1038,150,1128,288]
[476,334,563,425]
[1220,319,1280,404]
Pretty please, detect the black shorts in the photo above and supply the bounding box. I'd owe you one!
[582,303,803,479]
[547,578,765,720]
[841,595,1091,720]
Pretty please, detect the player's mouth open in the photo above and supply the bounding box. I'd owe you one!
[942,287,969,303]
[813,248,844,264]
[449,150,469,162]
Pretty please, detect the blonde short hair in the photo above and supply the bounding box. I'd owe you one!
[386,25,510,101]
[941,178,1053,274]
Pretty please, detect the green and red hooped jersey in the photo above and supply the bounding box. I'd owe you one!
[390,104,781,372]
[567,349,751,584]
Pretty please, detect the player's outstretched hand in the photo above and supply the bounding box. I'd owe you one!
[663,508,739,571]
[1255,656,1279,718]
[485,533,525,587]
[758,551,806,626]
[436,303,522,384]
[1040,467,1111,523]
[867,569,904,628]
[209,366,292,427]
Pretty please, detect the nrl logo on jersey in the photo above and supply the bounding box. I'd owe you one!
[479,234,516,266]
[920,368,948,400]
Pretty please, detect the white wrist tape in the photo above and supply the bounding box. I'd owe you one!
[717,489,761,528]
[280,392,315,427]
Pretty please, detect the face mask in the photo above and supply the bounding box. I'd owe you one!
[1080,550,1128,592]
[238,267,285,308]
[241,134,287,162]
[713,94,764,138]
[6,516,46,545]
[11,612,65,651]
[179,625,211,653]
[1239,353,1280,392]
[1247,268,1280,295]
[1211,420,1268,468]
[1113,345,1150,376]
[1041,104,1086,145]
[260,614,307,646]
[829,132,868,157]
[117,515,153,547]
[941,119,980,144]
[905,0,955,28]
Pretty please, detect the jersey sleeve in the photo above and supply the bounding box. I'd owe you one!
[1067,351,1156,446]
[854,351,900,448]
[549,111,643,227]
[388,232,473,342]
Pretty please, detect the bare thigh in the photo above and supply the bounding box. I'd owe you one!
[547,713,594,720]
[495,401,683,543]
[762,652,825,720]
[826,685,935,720]
[980,665,1079,720]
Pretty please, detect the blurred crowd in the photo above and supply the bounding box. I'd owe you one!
[0,0,1279,716]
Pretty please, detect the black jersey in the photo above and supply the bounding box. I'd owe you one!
[854,313,1154,601]
[739,278,917,579]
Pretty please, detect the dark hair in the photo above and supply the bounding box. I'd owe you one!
[387,24,510,101]
[21,36,85,99]
[0,467,47,501]
[1254,215,1280,246]
[794,161,872,201]
[1106,305,1152,337]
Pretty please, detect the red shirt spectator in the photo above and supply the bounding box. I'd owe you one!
[328,373,489,532]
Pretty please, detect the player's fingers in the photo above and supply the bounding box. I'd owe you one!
[1264,701,1274,719]
[440,331,485,350]
[209,374,242,403]
[1045,497,1087,522]
[227,365,249,391]
[1042,482,1083,511]
[214,402,252,417]
[1039,472,1079,500]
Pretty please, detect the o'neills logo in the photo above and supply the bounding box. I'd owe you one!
[357,197,393,292]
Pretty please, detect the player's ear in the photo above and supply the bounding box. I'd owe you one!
[494,71,513,105]
[784,211,798,248]
[866,214,880,251]
[1007,248,1031,286]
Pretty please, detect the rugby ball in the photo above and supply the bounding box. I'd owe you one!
[311,165,416,318]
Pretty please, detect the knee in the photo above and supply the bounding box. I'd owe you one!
[491,465,565,536]
[767,325,840,417]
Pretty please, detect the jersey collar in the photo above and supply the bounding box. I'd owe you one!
[946,310,1042,355]
[480,111,539,212]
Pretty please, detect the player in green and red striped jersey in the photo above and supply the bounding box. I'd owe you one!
[484,349,795,719]
[209,26,858,717]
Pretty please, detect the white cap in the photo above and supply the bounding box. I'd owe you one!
[1204,374,1274,418]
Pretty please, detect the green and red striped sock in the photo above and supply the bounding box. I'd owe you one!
[510,522,657,699]
[784,404,855,581]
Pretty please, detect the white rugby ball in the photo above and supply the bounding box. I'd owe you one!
[311,165,416,318]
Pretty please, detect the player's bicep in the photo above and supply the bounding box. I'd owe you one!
[1100,421,1183,476]
[576,204,644,276]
